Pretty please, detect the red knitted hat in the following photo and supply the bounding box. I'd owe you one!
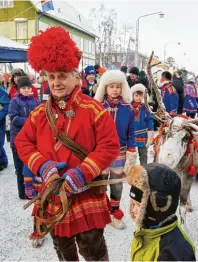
[28,26,82,73]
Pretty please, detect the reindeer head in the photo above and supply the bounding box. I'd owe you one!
[158,117,198,169]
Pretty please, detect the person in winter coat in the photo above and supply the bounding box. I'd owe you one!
[120,65,128,75]
[183,80,197,118]
[9,68,39,99]
[94,70,137,230]
[127,66,140,88]
[9,76,39,199]
[0,86,10,171]
[38,70,50,102]
[94,64,101,80]
[172,71,184,114]
[0,73,11,91]
[82,66,98,97]
[139,70,150,89]
[160,71,179,117]
[127,163,196,261]
[131,84,154,166]
[15,27,120,261]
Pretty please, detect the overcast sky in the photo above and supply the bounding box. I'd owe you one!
[67,0,198,74]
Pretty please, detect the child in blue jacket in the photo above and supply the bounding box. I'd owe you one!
[8,76,39,199]
[95,70,137,230]
[0,86,10,171]
[131,84,154,166]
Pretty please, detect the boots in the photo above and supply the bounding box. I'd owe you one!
[110,209,125,230]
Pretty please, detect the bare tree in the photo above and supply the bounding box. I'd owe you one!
[89,5,117,67]
[166,56,175,67]
[116,23,135,66]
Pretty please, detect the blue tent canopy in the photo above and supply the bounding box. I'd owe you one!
[0,36,27,63]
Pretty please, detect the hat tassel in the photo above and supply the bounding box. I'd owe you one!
[188,164,196,176]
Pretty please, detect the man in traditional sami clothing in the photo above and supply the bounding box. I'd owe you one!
[15,27,120,261]
[159,71,179,117]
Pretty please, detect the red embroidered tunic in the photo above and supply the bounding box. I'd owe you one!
[15,86,120,237]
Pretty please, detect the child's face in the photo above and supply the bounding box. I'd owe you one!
[160,76,166,83]
[130,199,141,224]
[106,82,122,99]
[19,86,32,96]
[86,74,95,83]
[133,92,144,103]
[14,75,20,85]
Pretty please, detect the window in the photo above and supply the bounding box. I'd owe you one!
[38,21,49,31]
[15,20,27,40]
[91,42,95,55]
[111,56,115,63]
[88,41,92,54]
[71,34,81,49]
[84,39,89,53]
[0,0,13,8]
[117,55,121,63]
[80,38,84,51]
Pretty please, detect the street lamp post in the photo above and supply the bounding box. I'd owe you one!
[164,42,181,63]
[135,12,164,67]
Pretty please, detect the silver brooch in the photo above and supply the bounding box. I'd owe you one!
[64,110,76,118]
[58,100,66,110]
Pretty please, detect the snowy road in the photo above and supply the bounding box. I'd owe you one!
[0,142,198,261]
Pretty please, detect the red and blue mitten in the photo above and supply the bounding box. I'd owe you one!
[62,167,86,195]
[39,160,67,184]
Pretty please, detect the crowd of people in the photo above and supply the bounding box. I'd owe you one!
[0,26,197,261]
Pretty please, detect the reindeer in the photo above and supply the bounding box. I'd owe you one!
[145,52,198,231]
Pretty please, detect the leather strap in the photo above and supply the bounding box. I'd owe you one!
[46,98,88,161]
[24,177,125,238]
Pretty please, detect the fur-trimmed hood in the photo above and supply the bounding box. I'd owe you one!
[127,163,181,228]
[130,83,146,103]
[94,70,131,102]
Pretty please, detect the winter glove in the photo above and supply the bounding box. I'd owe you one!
[62,167,86,195]
[146,130,154,148]
[39,160,67,184]
[123,151,137,176]
[25,183,38,199]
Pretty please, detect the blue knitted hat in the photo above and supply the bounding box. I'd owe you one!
[84,66,96,78]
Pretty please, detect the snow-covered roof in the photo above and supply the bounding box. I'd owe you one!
[30,0,97,37]
[0,36,27,50]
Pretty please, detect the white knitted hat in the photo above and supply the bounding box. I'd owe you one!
[94,70,131,102]
[131,83,146,102]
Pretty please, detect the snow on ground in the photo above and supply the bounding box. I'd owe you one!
[0,142,198,261]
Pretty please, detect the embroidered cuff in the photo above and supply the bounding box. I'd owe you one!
[80,157,101,182]
[28,152,48,176]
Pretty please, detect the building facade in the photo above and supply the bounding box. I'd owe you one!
[0,0,97,68]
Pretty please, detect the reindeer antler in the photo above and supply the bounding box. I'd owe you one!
[145,51,171,124]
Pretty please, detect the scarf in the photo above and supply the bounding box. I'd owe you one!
[105,95,122,121]
[132,101,142,121]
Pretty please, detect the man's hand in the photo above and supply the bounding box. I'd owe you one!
[62,167,86,195]
[39,161,67,184]
[146,131,154,148]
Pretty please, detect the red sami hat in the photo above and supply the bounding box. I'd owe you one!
[28,27,82,73]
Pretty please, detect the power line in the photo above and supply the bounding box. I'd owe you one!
[0,0,41,29]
